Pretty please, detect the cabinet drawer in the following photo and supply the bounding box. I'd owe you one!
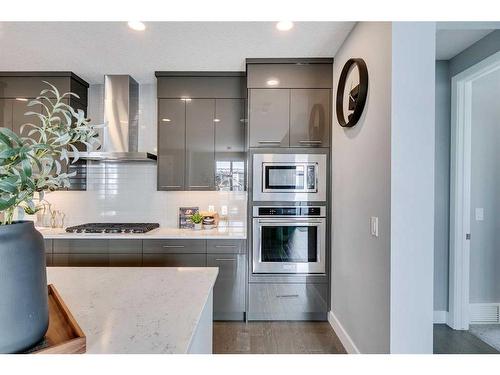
[142,253,206,267]
[207,239,245,254]
[46,253,52,267]
[143,239,206,254]
[248,283,328,321]
[52,253,142,267]
[53,239,142,254]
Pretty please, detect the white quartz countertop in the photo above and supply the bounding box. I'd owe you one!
[46,267,218,354]
[39,226,246,240]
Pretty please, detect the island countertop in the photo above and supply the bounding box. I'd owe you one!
[39,226,246,240]
[46,267,218,354]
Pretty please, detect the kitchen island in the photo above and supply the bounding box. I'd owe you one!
[46,267,218,354]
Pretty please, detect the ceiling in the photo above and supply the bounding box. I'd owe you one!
[0,22,355,84]
[435,29,494,60]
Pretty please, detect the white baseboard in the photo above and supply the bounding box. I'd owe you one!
[433,310,448,324]
[328,310,361,354]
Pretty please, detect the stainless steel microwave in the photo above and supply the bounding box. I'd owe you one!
[252,153,327,202]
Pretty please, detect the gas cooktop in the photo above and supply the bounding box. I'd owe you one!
[65,223,160,234]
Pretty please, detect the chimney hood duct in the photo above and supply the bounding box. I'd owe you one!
[77,75,157,162]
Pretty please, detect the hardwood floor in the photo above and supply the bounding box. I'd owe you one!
[433,324,499,354]
[213,321,347,354]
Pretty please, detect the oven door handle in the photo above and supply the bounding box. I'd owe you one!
[257,219,324,224]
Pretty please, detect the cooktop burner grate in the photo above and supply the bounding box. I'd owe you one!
[65,223,160,234]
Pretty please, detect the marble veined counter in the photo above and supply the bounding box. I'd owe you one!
[46,267,218,354]
[39,226,246,240]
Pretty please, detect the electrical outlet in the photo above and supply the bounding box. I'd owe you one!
[475,208,484,221]
[370,216,379,237]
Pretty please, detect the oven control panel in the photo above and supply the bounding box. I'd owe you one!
[254,206,325,217]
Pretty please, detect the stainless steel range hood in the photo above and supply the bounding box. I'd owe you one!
[77,75,157,162]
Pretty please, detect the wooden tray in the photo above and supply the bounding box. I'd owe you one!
[24,284,86,354]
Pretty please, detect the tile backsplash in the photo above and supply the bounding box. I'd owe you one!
[42,161,247,228]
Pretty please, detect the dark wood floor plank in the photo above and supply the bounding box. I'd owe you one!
[213,321,346,354]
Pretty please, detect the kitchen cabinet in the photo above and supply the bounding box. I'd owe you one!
[248,283,328,321]
[215,99,246,191]
[142,253,206,267]
[156,73,246,191]
[186,99,215,190]
[45,239,53,267]
[157,99,186,190]
[142,239,206,253]
[52,253,142,267]
[290,89,331,147]
[0,99,13,129]
[248,89,289,148]
[207,253,246,320]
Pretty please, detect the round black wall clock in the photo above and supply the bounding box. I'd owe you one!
[336,58,368,128]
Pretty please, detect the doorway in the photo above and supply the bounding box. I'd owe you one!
[449,51,500,349]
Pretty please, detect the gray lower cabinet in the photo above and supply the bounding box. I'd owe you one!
[52,239,142,267]
[248,283,328,321]
[186,99,215,190]
[248,89,290,148]
[158,99,186,191]
[142,239,206,253]
[289,89,330,147]
[45,239,53,267]
[142,253,206,267]
[207,253,246,320]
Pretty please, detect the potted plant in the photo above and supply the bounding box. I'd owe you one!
[0,82,101,353]
[191,212,203,230]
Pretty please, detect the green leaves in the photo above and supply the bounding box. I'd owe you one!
[0,81,103,224]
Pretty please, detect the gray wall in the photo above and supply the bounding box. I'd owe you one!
[331,22,392,354]
[390,22,435,354]
[433,29,500,313]
[469,69,500,303]
[434,61,451,311]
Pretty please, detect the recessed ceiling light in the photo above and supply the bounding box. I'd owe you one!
[128,21,146,31]
[276,21,293,31]
[266,79,279,86]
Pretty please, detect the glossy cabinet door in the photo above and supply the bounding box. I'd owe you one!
[11,99,41,137]
[52,253,142,267]
[207,253,246,320]
[0,99,13,129]
[158,99,186,190]
[290,89,331,147]
[248,89,290,148]
[215,99,246,191]
[186,99,215,190]
[142,253,206,267]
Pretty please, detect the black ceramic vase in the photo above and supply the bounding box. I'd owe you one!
[0,221,48,353]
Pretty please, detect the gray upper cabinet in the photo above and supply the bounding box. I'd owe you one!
[290,89,331,147]
[156,72,246,191]
[215,99,246,191]
[0,99,13,129]
[186,99,215,190]
[248,89,290,148]
[158,99,186,190]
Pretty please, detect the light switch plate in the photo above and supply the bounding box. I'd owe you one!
[370,216,379,237]
[475,208,484,221]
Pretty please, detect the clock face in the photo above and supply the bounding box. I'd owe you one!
[336,58,368,128]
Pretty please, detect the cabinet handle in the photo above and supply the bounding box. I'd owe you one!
[161,185,181,188]
[299,140,322,144]
[162,245,185,248]
[276,294,299,298]
[189,185,210,188]
[215,258,236,261]
[215,245,238,248]
[258,140,281,144]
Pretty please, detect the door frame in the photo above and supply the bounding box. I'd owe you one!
[449,50,500,330]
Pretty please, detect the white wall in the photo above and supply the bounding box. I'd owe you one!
[434,61,451,312]
[390,22,435,353]
[331,22,392,354]
[469,69,500,303]
[331,22,435,354]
